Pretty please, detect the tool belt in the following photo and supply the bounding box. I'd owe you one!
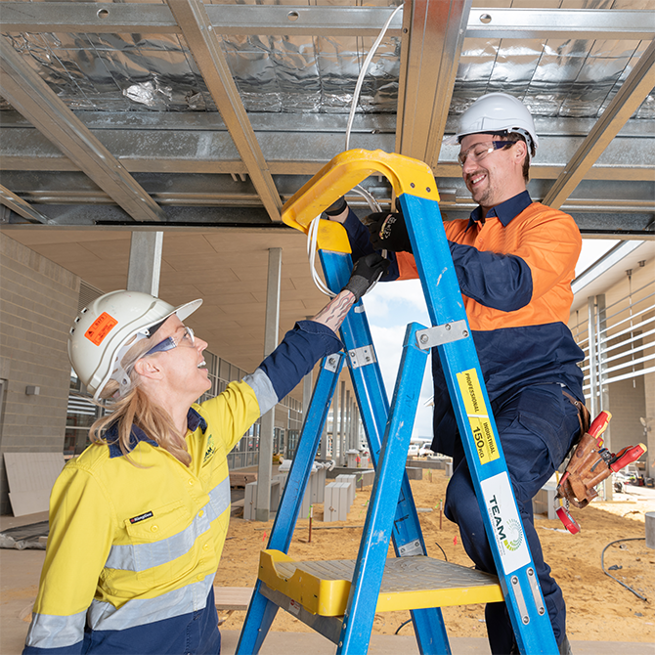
[562,390,590,446]
[557,431,611,508]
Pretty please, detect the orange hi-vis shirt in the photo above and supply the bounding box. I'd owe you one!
[396,201,581,331]
[339,192,585,457]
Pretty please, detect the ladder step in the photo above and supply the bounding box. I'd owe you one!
[258,550,503,617]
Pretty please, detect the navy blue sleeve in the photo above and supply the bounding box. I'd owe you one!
[341,209,399,281]
[259,320,343,401]
[448,241,533,311]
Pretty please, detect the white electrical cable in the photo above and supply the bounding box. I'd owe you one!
[345,2,404,151]
[308,215,336,297]
[306,2,403,297]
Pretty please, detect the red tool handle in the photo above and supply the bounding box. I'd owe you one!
[556,506,580,534]
[610,443,646,472]
[588,410,612,446]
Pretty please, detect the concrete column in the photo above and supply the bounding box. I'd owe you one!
[127,231,163,296]
[256,248,281,521]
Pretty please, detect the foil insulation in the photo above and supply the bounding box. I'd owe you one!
[1,0,653,118]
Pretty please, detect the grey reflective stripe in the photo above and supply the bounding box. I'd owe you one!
[104,477,230,572]
[243,368,278,415]
[88,572,214,631]
[25,610,86,649]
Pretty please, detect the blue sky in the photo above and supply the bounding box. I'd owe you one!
[361,238,619,440]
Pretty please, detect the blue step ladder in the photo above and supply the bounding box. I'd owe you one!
[235,150,559,655]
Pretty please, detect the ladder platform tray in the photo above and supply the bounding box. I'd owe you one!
[258,549,503,617]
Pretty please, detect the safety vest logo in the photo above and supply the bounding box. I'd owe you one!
[203,434,216,464]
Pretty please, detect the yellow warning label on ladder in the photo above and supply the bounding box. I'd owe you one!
[457,369,499,465]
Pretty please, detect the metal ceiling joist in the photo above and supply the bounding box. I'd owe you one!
[396,0,472,169]
[0,38,164,223]
[0,2,403,36]
[543,39,655,210]
[467,8,655,40]
[2,124,653,182]
[166,0,282,223]
[0,184,51,225]
[2,3,654,40]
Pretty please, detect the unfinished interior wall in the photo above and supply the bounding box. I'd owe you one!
[0,232,79,514]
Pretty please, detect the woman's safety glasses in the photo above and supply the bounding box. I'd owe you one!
[144,326,195,357]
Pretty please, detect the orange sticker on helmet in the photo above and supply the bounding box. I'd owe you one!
[84,312,118,346]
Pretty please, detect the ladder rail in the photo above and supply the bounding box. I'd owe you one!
[337,322,430,653]
[235,353,345,655]
[399,191,557,654]
[320,249,452,654]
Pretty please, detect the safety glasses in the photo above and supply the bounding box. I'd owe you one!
[457,140,513,167]
[144,326,195,358]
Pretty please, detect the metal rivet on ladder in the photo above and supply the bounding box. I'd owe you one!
[420,334,429,344]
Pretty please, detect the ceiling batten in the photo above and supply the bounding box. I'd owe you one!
[166,0,282,223]
[396,0,472,168]
[0,184,52,225]
[543,39,655,210]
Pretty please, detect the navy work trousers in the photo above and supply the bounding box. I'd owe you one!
[444,383,581,653]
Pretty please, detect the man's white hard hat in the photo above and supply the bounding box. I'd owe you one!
[444,92,539,156]
[68,290,202,400]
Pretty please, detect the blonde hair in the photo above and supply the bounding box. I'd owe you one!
[88,331,192,467]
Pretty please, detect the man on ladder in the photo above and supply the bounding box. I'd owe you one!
[325,93,586,655]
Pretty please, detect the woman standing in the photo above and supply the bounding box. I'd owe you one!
[23,253,387,655]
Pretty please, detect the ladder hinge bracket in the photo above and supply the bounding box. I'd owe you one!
[398,539,422,557]
[324,354,341,373]
[416,320,469,350]
[348,345,377,369]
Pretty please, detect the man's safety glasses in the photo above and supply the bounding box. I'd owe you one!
[144,326,195,357]
[457,141,513,167]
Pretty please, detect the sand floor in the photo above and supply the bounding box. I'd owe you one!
[216,470,655,643]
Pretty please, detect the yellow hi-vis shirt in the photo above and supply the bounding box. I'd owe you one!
[26,379,260,652]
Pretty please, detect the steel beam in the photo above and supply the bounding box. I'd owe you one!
[466,8,655,41]
[0,38,163,223]
[0,3,402,36]
[166,0,282,222]
[396,0,473,169]
[543,39,655,210]
[0,184,52,225]
[2,3,654,40]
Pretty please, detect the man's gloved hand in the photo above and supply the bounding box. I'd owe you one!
[366,212,412,253]
[324,196,348,218]
[343,253,390,301]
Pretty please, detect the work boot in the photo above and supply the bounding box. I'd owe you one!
[558,635,573,655]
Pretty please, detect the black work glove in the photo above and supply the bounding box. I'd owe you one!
[366,211,412,253]
[343,253,390,302]
[324,196,348,218]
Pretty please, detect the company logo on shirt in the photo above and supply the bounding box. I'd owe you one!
[203,434,216,464]
[129,511,153,524]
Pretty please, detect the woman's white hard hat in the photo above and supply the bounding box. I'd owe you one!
[444,92,539,156]
[68,290,202,401]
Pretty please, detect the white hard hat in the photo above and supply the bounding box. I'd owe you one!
[444,92,538,156]
[68,290,202,400]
